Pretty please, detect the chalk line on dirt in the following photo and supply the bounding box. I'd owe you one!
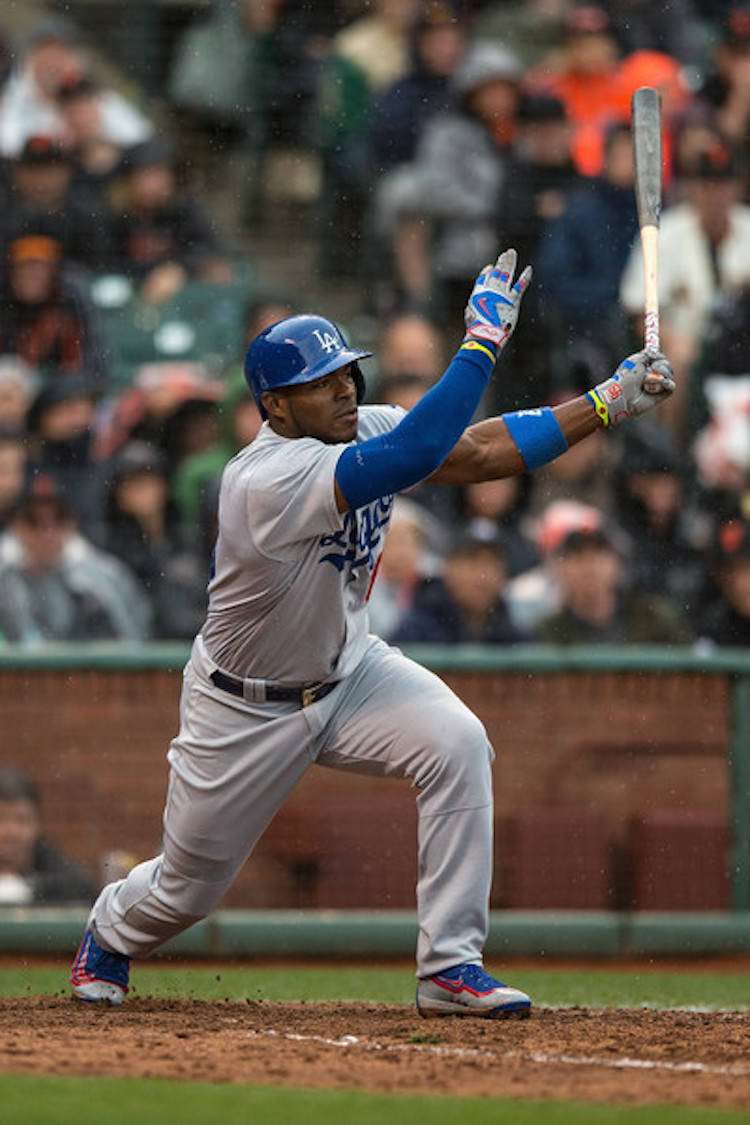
[254,1028,750,1078]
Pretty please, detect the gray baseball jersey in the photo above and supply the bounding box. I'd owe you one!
[203,405,405,682]
[88,401,496,979]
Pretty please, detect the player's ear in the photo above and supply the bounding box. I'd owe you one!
[261,390,283,421]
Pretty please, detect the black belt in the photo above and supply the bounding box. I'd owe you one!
[210,669,338,708]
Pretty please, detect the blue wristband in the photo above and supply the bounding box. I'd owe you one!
[503,407,568,471]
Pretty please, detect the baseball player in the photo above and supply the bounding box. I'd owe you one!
[70,249,674,1018]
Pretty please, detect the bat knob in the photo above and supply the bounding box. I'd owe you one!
[642,374,665,395]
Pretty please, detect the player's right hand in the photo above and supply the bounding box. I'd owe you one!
[463,248,532,352]
[589,349,675,427]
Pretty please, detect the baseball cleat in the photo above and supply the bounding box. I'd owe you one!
[416,962,531,1019]
[70,928,130,1005]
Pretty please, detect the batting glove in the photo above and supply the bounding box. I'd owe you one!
[463,248,532,352]
[587,349,675,428]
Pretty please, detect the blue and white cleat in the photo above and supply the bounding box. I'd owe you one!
[70,928,130,1005]
[416,962,531,1019]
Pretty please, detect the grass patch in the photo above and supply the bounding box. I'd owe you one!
[1,1074,749,1125]
[4,961,750,1010]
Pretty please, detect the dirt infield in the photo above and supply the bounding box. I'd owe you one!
[2,996,750,1108]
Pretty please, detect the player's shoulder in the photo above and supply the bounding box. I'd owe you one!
[357,403,406,440]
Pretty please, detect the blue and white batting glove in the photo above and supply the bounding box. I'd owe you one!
[463,248,533,352]
[587,349,675,427]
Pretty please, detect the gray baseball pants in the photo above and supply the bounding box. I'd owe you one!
[90,633,495,977]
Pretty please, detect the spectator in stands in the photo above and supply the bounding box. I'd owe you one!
[697,518,750,647]
[316,0,422,273]
[97,441,208,640]
[473,0,572,71]
[494,92,583,409]
[696,6,750,152]
[0,16,152,159]
[391,531,527,644]
[534,523,693,644]
[168,0,320,222]
[0,431,28,531]
[367,496,436,641]
[0,766,96,905]
[172,367,263,543]
[107,138,234,306]
[0,213,110,384]
[525,384,618,519]
[0,356,38,431]
[601,0,704,62]
[620,134,750,441]
[0,134,112,271]
[375,310,447,389]
[458,476,538,578]
[526,4,629,177]
[535,121,638,377]
[504,498,605,633]
[53,70,131,193]
[375,41,523,315]
[93,361,225,469]
[369,1,467,174]
[0,473,151,644]
[25,376,103,534]
[614,424,712,618]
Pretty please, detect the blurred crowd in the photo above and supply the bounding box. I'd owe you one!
[0,0,748,654]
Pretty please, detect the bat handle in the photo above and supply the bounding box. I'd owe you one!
[642,309,664,394]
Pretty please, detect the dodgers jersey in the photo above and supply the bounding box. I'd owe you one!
[201,404,406,683]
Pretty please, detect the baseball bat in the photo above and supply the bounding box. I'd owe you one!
[631,85,663,393]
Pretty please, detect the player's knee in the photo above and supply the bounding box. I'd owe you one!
[417,707,493,795]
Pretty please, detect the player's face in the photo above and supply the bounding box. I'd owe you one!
[265,365,359,443]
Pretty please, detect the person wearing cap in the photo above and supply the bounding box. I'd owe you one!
[534,520,693,645]
[375,41,524,316]
[1,133,112,271]
[0,473,151,645]
[107,138,234,305]
[620,130,750,441]
[391,531,528,645]
[53,69,128,191]
[614,423,711,617]
[697,518,750,648]
[95,440,208,641]
[0,17,152,159]
[25,376,104,535]
[0,212,110,384]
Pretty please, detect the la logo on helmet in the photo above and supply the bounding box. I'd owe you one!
[313,329,340,354]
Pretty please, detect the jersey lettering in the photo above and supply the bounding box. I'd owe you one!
[318,495,394,580]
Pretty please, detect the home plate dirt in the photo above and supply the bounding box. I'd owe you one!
[2,998,750,1108]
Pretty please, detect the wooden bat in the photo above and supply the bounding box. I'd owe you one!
[631,85,663,393]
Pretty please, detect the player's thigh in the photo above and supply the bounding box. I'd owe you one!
[317,638,493,787]
[163,664,317,867]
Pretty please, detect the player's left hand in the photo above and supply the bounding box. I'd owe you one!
[590,348,675,427]
[463,248,532,352]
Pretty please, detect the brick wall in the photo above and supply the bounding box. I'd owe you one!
[0,665,731,910]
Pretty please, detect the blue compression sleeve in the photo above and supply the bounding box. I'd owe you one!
[335,342,496,510]
[502,407,568,471]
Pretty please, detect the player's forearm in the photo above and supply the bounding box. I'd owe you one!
[431,395,600,484]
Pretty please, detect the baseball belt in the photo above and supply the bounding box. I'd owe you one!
[210,669,338,708]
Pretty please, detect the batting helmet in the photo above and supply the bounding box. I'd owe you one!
[244,314,371,418]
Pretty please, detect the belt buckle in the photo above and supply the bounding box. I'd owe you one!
[301,685,316,708]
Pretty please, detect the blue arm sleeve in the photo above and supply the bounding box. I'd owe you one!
[335,343,495,510]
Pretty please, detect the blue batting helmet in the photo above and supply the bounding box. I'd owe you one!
[244,314,372,418]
